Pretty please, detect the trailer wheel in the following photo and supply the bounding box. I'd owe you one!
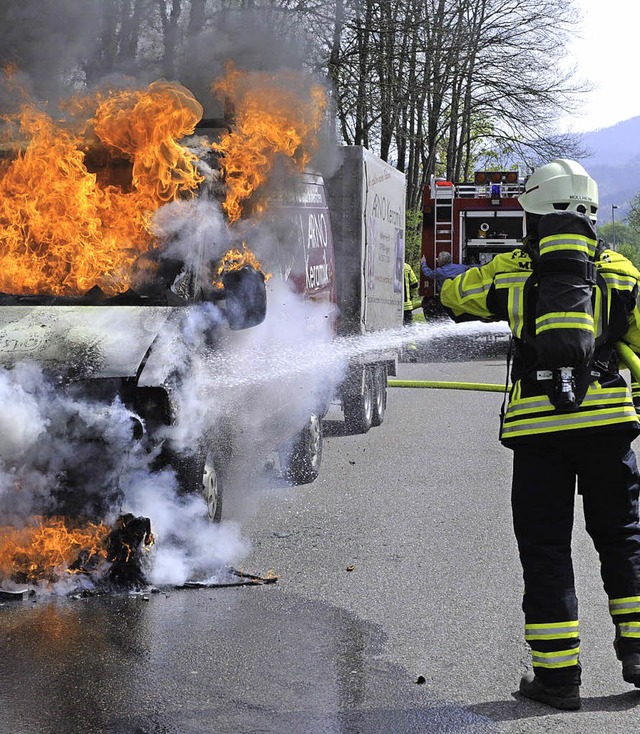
[280,413,323,484]
[344,366,374,434]
[372,365,387,427]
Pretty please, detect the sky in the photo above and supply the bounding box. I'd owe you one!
[565,0,640,133]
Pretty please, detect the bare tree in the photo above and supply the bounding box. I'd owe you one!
[158,0,184,79]
[187,0,206,36]
[118,0,147,63]
[452,0,589,172]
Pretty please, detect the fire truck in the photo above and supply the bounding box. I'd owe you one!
[420,170,525,308]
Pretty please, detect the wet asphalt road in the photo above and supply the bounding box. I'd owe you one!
[2,338,640,733]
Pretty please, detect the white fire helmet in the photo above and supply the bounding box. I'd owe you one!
[518,159,599,222]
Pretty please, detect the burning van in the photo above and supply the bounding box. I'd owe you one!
[0,66,404,587]
[0,78,274,535]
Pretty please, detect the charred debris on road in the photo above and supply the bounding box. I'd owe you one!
[0,512,278,602]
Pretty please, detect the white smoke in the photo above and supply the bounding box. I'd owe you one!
[150,194,229,274]
[0,363,47,463]
[0,354,250,588]
[122,469,247,587]
[0,363,146,521]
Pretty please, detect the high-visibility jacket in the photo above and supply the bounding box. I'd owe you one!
[404,262,418,312]
[440,217,640,446]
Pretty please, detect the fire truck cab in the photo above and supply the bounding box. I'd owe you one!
[421,170,526,304]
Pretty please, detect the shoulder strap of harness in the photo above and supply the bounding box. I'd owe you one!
[594,266,609,349]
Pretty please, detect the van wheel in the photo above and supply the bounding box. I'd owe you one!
[165,445,224,523]
[372,365,387,427]
[344,367,374,434]
[201,452,223,523]
[280,413,323,484]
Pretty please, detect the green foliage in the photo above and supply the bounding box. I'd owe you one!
[405,208,423,275]
[475,143,520,177]
[598,220,640,269]
[465,118,519,178]
[598,221,636,247]
[628,193,640,233]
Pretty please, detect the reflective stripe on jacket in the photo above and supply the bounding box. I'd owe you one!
[440,217,640,445]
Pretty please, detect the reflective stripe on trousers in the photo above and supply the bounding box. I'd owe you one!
[525,621,580,672]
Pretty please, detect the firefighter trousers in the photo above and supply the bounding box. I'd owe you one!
[511,432,640,686]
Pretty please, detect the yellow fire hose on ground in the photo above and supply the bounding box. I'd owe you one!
[388,342,640,393]
[388,378,505,392]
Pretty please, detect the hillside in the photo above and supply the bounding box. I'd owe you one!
[579,117,640,222]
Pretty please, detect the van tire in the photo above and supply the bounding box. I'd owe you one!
[372,365,387,426]
[280,413,323,485]
[344,367,374,434]
[162,444,224,523]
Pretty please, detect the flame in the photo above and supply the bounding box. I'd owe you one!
[0,79,204,296]
[92,81,204,205]
[211,63,327,223]
[0,517,110,583]
[213,243,271,288]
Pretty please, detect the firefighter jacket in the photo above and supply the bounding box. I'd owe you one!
[404,262,419,312]
[440,213,640,447]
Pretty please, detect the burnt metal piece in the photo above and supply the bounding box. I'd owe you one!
[106,513,154,589]
[179,567,278,589]
[0,588,34,601]
[195,117,232,131]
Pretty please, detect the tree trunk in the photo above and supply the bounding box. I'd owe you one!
[84,0,119,83]
[118,0,146,63]
[188,0,207,37]
[160,0,183,80]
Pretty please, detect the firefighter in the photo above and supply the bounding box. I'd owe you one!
[403,262,420,361]
[403,262,419,325]
[420,252,470,321]
[420,251,470,291]
[439,158,640,710]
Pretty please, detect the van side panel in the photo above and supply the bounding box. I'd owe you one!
[264,173,336,310]
[326,146,405,336]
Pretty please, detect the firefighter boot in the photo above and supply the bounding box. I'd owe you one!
[621,654,640,687]
[519,673,581,711]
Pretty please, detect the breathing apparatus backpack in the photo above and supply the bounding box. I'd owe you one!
[527,211,604,411]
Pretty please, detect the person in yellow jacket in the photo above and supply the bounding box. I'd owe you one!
[403,262,419,325]
[403,262,420,362]
[441,159,640,711]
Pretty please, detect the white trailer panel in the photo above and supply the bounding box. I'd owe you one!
[326,146,405,336]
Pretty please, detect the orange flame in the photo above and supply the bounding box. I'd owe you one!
[0,517,110,583]
[213,243,271,288]
[0,80,204,296]
[92,81,204,205]
[211,63,327,223]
